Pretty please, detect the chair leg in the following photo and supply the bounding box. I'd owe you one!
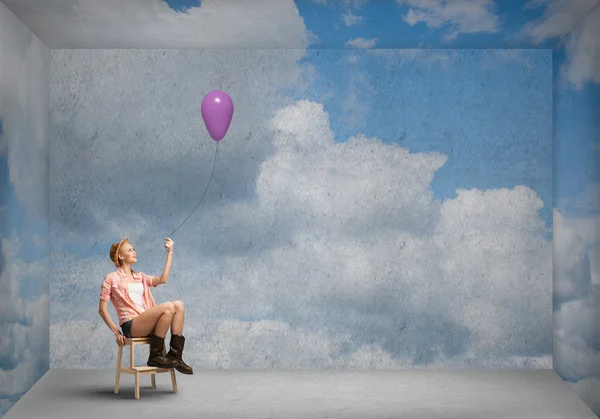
[114,345,123,394]
[170,369,178,394]
[151,374,156,389]
[162,343,178,393]
[135,371,140,400]
[130,342,135,368]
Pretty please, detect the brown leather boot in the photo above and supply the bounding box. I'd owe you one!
[147,334,177,369]
[167,334,194,374]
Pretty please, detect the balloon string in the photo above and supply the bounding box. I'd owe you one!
[167,141,219,239]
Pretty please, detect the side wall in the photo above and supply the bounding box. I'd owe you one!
[553,2,600,417]
[0,2,50,418]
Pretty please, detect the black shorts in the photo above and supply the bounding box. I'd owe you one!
[121,319,134,338]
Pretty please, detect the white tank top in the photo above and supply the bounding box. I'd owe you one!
[127,282,145,312]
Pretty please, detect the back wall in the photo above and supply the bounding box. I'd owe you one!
[49,48,553,369]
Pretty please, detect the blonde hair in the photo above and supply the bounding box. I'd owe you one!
[109,238,137,274]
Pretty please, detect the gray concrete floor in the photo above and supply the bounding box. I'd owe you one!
[4,369,597,419]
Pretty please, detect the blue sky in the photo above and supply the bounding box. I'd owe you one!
[553,47,600,217]
[294,0,559,48]
[164,0,200,13]
[162,0,564,48]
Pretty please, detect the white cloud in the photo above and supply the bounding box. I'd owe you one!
[553,209,600,394]
[435,186,552,354]
[0,235,49,401]
[1,0,312,48]
[52,316,403,369]
[554,209,600,296]
[555,298,600,375]
[520,0,598,44]
[343,11,363,26]
[260,101,446,234]
[552,207,600,416]
[396,0,499,41]
[51,320,151,368]
[560,1,600,89]
[0,1,49,222]
[235,101,550,367]
[553,303,600,379]
[52,98,552,369]
[346,37,378,48]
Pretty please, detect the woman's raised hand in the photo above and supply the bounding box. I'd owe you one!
[165,238,174,253]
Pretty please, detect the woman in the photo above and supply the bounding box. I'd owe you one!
[98,237,193,375]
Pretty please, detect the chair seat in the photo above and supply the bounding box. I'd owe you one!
[125,337,152,344]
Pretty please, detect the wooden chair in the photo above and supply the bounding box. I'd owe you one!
[114,337,178,399]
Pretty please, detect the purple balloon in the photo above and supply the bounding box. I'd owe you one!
[201,90,234,142]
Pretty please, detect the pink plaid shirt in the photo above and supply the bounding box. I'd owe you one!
[99,268,158,326]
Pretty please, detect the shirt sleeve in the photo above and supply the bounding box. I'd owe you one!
[143,272,158,288]
[99,275,112,302]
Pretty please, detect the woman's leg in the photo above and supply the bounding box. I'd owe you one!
[166,300,193,374]
[130,301,176,338]
[171,300,185,336]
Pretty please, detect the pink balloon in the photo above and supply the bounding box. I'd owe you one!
[201,90,234,142]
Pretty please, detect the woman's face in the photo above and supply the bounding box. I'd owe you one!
[119,243,137,265]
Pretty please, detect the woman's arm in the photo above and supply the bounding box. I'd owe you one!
[153,238,174,286]
[98,300,121,336]
[158,250,173,284]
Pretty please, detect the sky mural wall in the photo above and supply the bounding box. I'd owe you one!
[552,2,600,415]
[0,2,50,417]
[48,48,553,372]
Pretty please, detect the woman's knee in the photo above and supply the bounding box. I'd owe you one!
[162,301,176,315]
[173,300,185,312]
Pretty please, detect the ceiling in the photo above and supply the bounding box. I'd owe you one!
[1,0,599,49]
